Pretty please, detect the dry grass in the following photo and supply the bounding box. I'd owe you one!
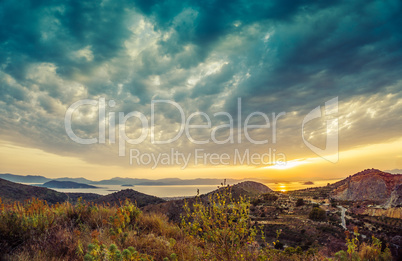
[0,196,391,261]
[0,198,199,260]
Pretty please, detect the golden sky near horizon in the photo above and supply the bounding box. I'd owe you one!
[1,137,400,181]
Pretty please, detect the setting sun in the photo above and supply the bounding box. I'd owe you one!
[279,184,287,192]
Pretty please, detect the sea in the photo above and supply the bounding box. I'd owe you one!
[26,179,341,198]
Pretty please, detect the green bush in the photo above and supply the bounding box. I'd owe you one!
[309,207,326,221]
[181,185,258,260]
[333,227,392,261]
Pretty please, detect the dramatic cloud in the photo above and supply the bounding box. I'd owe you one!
[0,0,401,171]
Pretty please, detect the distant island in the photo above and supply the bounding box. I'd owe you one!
[41,180,98,189]
[121,184,134,187]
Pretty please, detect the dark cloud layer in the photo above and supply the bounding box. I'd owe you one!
[0,0,401,166]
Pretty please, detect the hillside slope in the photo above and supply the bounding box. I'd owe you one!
[0,178,102,204]
[143,181,271,222]
[94,189,166,208]
[330,169,402,203]
[0,178,67,204]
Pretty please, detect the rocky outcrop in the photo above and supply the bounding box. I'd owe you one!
[384,184,402,208]
[331,169,402,204]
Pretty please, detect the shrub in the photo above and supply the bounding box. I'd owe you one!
[181,185,258,260]
[309,207,326,221]
[284,246,302,255]
[83,238,153,261]
[263,193,279,201]
[334,227,392,261]
[0,198,56,251]
[295,198,304,207]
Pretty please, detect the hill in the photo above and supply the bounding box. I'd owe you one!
[0,178,67,204]
[42,180,98,189]
[53,177,93,184]
[330,169,402,203]
[229,180,272,196]
[0,178,102,204]
[94,189,166,208]
[143,181,271,222]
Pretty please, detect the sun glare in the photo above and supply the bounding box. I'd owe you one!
[264,159,311,170]
[279,184,287,192]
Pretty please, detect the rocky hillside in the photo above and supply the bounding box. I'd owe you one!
[330,169,402,203]
[382,183,402,209]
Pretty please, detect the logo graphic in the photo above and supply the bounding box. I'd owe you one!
[302,97,339,163]
[64,96,339,168]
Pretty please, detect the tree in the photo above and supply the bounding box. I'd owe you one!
[309,207,326,221]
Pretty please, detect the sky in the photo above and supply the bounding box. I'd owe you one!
[0,0,401,181]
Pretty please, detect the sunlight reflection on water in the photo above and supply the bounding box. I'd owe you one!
[36,179,342,197]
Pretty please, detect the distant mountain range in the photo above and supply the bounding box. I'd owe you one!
[0,174,93,184]
[0,174,51,184]
[0,173,255,186]
[385,169,402,174]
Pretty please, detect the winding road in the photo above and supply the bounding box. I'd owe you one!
[338,206,347,229]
